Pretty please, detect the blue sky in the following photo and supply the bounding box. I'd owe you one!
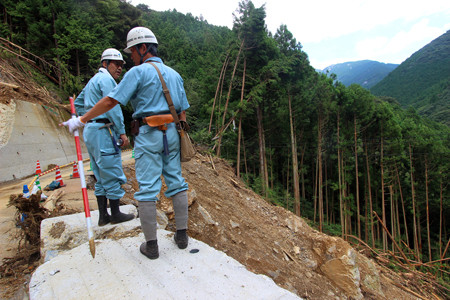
[129,0,450,70]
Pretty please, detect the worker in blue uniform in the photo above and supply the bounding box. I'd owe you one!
[74,48,134,227]
[62,27,190,260]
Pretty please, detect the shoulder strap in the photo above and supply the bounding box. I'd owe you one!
[147,62,180,125]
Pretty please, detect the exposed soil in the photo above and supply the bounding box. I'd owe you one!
[0,54,445,300]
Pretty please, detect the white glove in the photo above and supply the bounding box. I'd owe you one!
[62,116,85,134]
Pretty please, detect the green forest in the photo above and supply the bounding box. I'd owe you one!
[371,30,450,126]
[1,0,449,282]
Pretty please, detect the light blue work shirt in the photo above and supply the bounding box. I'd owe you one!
[75,68,125,135]
[107,57,189,202]
[74,67,127,199]
[108,57,189,119]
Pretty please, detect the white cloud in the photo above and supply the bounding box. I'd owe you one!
[355,18,448,64]
[262,0,450,44]
[130,0,450,44]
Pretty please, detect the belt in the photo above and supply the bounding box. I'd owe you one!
[87,118,110,124]
[138,118,147,127]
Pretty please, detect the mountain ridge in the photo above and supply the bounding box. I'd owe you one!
[321,60,398,89]
[371,30,450,125]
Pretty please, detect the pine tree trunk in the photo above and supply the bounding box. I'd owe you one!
[300,146,306,215]
[342,161,348,236]
[354,115,361,239]
[425,158,432,262]
[256,106,267,197]
[76,49,80,77]
[395,163,410,247]
[365,142,375,248]
[268,144,273,189]
[325,158,329,225]
[236,58,246,179]
[286,156,290,209]
[242,134,248,182]
[394,184,401,247]
[365,188,369,244]
[314,149,319,223]
[331,187,335,224]
[417,211,422,259]
[337,110,344,238]
[318,113,324,232]
[409,144,420,260]
[209,53,229,133]
[440,174,443,258]
[288,94,300,215]
[390,185,395,252]
[216,39,244,157]
[263,136,269,196]
[381,134,387,251]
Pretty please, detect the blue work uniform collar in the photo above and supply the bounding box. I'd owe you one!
[144,57,163,64]
[99,67,115,81]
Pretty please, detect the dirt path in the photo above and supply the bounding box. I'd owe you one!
[0,150,134,261]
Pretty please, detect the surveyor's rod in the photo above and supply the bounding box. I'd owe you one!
[69,96,95,258]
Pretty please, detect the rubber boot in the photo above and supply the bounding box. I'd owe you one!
[138,201,159,259]
[172,191,189,249]
[140,240,159,260]
[96,195,110,226]
[174,229,188,249]
[109,199,134,224]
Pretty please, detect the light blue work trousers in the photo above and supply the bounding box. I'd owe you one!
[83,123,126,199]
[133,122,188,202]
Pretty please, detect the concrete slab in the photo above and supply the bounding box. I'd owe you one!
[40,205,139,262]
[31,211,301,299]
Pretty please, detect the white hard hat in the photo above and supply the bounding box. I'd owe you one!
[101,48,125,63]
[124,27,158,53]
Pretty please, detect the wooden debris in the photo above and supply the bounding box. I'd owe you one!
[208,154,216,170]
[230,178,240,188]
[0,82,19,90]
[281,247,300,265]
[42,189,64,211]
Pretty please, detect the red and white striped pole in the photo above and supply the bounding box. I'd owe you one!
[69,96,95,258]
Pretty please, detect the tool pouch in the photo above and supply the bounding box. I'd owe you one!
[143,114,174,156]
[143,114,174,127]
[131,119,140,136]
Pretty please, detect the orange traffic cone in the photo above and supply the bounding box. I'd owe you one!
[55,166,65,186]
[71,162,80,178]
[35,160,42,175]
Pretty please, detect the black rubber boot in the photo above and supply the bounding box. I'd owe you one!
[96,195,110,226]
[174,229,188,249]
[140,240,159,259]
[109,199,134,224]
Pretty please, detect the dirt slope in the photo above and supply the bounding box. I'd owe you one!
[0,55,434,299]
[130,156,420,300]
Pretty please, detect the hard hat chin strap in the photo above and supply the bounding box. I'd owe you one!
[103,60,113,76]
[137,44,151,65]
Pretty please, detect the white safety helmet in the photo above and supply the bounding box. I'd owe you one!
[101,48,125,63]
[124,27,158,53]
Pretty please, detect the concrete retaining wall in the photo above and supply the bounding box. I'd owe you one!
[0,100,88,182]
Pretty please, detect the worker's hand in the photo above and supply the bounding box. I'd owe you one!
[120,134,129,148]
[60,116,85,134]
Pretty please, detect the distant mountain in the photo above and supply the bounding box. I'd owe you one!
[371,30,450,125]
[321,60,398,89]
